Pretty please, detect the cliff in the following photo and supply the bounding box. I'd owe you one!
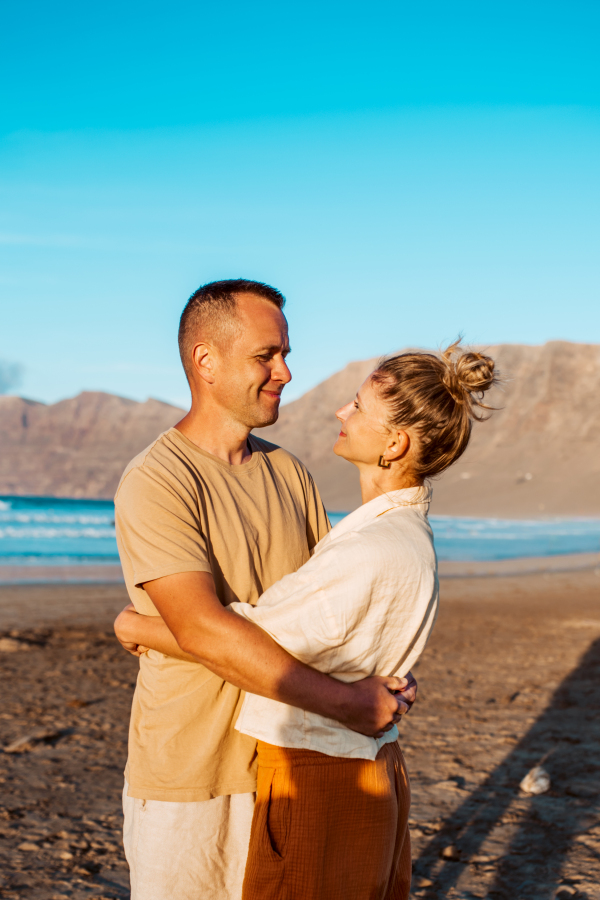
[0,392,184,498]
[1,341,599,516]
[261,341,600,516]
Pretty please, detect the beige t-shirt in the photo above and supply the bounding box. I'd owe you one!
[114,427,330,802]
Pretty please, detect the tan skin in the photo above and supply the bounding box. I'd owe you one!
[114,293,417,737]
[333,376,423,499]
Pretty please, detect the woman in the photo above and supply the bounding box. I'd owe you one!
[117,340,497,900]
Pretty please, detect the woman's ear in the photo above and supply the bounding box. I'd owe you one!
[383,429,411,463]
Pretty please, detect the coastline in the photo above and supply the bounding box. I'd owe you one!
[0,564,124,586]
[1,550,599,586]
[438,550,600,578]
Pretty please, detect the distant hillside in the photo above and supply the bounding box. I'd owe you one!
[261,341,600,517]
[1,341,599,516]
[0,392,184,498]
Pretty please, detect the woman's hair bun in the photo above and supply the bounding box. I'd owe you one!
[440,340,497,408]
[369,338,499,479]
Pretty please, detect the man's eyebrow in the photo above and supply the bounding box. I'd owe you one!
[254,345,291,354]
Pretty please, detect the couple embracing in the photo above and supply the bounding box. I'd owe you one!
[113,279,497,900]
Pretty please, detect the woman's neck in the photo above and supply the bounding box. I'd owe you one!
[358,466,423,505]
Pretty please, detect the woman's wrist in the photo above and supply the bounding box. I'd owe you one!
[114,607,141,644]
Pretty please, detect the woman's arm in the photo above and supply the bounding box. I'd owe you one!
[229,536,371,671]
[114,603,198,663]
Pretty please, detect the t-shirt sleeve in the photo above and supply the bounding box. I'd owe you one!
[115,465,213,587]
[229,533,374,673]
[303,470,331,551]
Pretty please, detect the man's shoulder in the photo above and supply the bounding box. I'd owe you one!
[115,429,183,500]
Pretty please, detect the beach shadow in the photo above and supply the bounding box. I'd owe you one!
[412,636,600,899]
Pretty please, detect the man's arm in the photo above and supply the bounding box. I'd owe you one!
[115,571,416,738]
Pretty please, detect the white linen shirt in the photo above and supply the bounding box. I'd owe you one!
[229,486,439,760]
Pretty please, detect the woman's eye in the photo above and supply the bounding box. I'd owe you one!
[353,402,359,409]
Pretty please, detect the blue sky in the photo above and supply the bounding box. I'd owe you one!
[1,1,599,407]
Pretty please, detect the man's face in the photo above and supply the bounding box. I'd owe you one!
[211,293,292,429]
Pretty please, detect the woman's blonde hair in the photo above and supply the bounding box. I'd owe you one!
[371,339,498,479]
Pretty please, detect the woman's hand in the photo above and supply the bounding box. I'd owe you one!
[393,671,417,712]
[113,597,200,663]
[114,604,149,657]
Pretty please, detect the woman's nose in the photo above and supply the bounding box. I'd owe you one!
[336,402,352,423]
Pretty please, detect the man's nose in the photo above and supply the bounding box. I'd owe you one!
[272,355,292,384]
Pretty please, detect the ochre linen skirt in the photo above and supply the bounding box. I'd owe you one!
[241,739,411,900]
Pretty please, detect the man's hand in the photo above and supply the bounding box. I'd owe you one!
[340,672,418,738]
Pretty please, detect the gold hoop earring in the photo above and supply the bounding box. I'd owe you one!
[378,456,391,469]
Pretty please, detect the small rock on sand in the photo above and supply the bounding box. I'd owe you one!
[0,638,30,653]
[520,765,551,795]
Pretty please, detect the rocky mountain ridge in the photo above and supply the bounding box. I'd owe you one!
[1,341,598,516]
[261,340,600,516]
[0,392,184,498]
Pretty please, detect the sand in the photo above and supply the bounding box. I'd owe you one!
[0,570,599,900]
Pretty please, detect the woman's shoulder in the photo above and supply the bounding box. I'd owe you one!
[357,508,436,562]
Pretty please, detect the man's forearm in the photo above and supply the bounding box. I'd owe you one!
[117,602,353,718]
[139,572,408,736]
[179,609,357,722]
[178,613,411,737]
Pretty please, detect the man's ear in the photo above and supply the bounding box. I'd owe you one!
[191,342,217,385]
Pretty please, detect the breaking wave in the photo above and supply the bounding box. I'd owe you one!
[1,497,599,567]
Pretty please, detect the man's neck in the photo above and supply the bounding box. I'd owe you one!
[175,404,253,466]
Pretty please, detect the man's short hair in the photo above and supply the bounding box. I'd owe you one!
[178,279,286,379]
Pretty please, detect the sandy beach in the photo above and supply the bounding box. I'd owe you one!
[0,569,599,900]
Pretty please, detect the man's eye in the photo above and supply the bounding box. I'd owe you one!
[257,355,271,361]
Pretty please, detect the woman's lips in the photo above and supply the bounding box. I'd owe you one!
[338,431,346,437]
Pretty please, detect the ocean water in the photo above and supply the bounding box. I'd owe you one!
[325,513,600,561]
[0,496,118,566]
[1,496,599,568]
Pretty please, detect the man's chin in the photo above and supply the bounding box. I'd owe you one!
[249,405,281,429]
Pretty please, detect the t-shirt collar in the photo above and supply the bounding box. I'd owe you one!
[168,427,262,474]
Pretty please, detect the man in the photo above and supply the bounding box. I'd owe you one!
[114,279,416,899]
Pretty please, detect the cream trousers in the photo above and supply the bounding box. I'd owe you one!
[123,780,255,900]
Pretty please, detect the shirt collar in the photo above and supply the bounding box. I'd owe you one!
[327,485,432,542]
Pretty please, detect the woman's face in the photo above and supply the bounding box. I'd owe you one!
[333,376,391,466]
